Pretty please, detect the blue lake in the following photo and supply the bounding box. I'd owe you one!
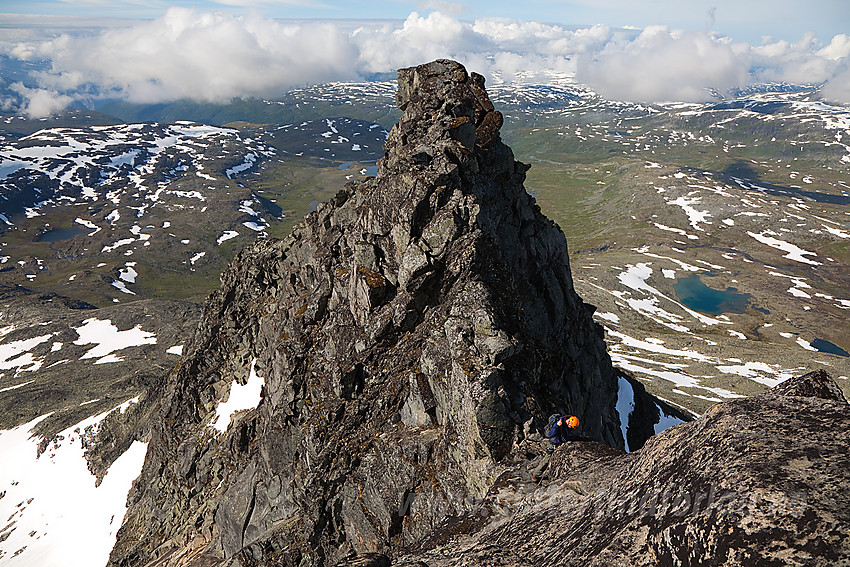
[674,274,751,315]
[811,339,849,357]
[337,161,379,177]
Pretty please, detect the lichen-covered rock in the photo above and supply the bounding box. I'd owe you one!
[399,370,850,566]
[109,60,620,567]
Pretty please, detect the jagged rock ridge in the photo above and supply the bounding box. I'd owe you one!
[109,60,621,567]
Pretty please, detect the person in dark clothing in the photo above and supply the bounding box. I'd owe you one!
[547,414,580,447]
[531,415,580,482]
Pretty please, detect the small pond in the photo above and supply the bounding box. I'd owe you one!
[337,162,378,177]
[811,339,850,357]
[37,225,88,242]
[674,274,751,315]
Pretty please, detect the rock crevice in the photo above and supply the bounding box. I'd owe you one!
[398,370,850,566]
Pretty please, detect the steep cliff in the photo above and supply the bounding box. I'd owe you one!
[109,59,621,567]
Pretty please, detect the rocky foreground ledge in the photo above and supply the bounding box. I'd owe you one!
[108,60,622,567]
[393,369,850,566]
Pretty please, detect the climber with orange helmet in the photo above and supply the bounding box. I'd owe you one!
[530,414,581,482]
[548,414,580,447]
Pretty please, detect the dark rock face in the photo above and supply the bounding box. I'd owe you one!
[109,60,620,567]
[399,370,850,566]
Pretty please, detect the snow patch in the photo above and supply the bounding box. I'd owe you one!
[119,264,137,283]
[0,380,35,393]
[0,334,54,374]
[111,280,136,295]
[101,238,135,253]
[72,318,156,363]
[653,222,698,240]
[238,200,259,216]
[747,231,820,265]
[226,152,258,178]
[211,359,265,434]
[669,193,711,231]
[74,217,101,236]
[654,408,684,435]
[616,376,635,452]
[217,230,239,245]
[824,225,850,239]
[715,361,795,387]
[596,312,620,324]
[242,221,266,232]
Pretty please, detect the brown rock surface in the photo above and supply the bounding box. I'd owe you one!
[399,370,850,566]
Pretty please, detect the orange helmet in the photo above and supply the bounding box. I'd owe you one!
[566,415,579,429]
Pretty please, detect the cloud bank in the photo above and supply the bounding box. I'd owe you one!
[2,9,849,117]
[575,27,751,102]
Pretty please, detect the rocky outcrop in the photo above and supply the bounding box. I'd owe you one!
[109,60,620,567]
[398,369,850,566]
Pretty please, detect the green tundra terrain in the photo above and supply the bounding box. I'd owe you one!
[1,81,849,434]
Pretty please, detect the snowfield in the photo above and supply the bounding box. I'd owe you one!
[0,122,276,223]
[0,403,147,566]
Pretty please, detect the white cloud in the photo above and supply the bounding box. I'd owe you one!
[11,82,75,118]
[575,26,751,102]
[352,16,617,83]
[4,9,850,116]
[751,33,844,85]
[822,65,850,105]
[352,11,493,75]
[16,8,359,105]
[817,34,850,61]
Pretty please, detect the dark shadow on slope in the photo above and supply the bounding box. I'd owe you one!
[683,163,850,206]
[617,371,693,452]
[707,99,791,115]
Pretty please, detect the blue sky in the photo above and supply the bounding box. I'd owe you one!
[3,0,847,44]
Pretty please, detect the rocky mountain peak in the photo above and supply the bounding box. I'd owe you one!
[108,59,621,567]
[392,59,503,158]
